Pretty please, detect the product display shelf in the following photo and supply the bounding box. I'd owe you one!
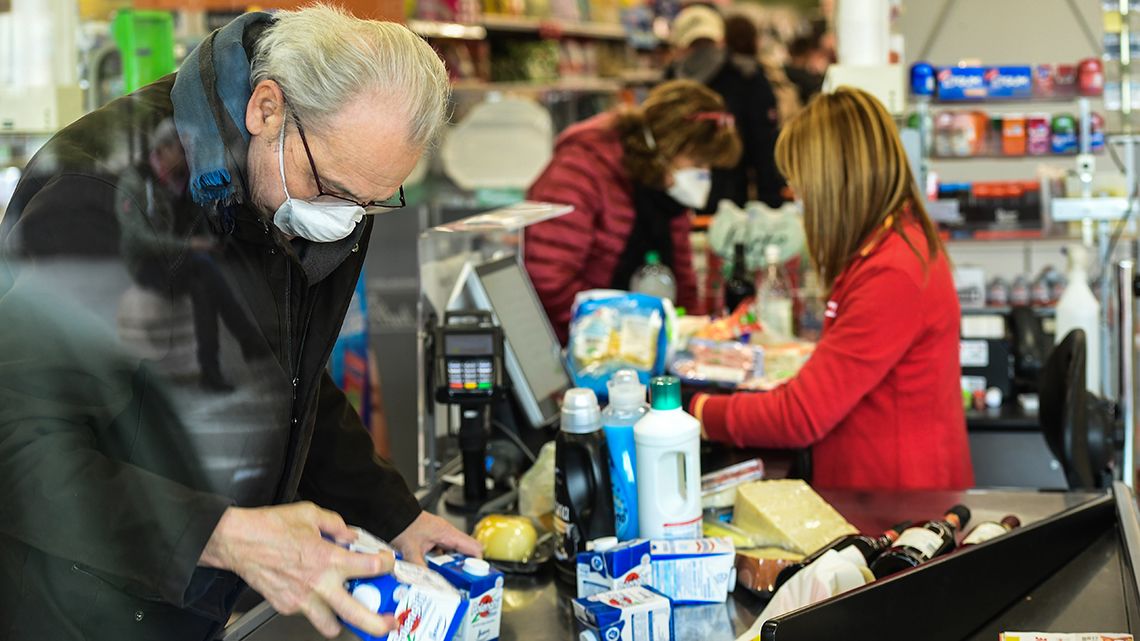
[407,19,488,40]
[479,14,627,40]
[450,77,623,93]
[410,16,629,41]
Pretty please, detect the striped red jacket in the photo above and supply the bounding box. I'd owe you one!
[524,113,697,343]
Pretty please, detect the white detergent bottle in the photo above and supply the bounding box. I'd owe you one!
[1055,243,1101,394]
[635,376,702,540]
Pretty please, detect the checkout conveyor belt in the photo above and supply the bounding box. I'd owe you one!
[220,486,1140,641]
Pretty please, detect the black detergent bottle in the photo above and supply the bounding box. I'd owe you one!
[553,388,615,581]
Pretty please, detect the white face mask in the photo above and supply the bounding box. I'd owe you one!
[667,167,713,210]
[272,120,364,242]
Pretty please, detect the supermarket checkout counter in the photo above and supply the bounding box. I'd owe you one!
[221,483,1140,641]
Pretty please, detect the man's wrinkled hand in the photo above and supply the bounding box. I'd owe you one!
[199,502,395,639]
[391,511,483,566]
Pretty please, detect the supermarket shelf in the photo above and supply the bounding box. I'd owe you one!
[480,14,627,40]
[962,306,1056,316]
[408,20,487,40]
[929,153,1087,161]
[450,78,623,93]
[619,69,665,84]
[916,95,1104,107]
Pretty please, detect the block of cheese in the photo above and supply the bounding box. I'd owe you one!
[732,479,857,555]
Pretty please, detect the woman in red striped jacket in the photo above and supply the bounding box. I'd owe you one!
[524,80,742,343]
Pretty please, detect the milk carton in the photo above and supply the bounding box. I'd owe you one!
[648,538,736,605]
[577,537,652,598]
[573,586,674,641]
[344,560,467,641]
[428,554,505,641]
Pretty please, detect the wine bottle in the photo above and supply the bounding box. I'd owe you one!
[724,243,756,314]
[773,521,911,590]
[869,505,971,579]
[961,515,1021,547]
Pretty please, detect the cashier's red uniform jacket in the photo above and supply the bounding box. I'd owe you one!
[695,219,974,490]
[524,113,698,344]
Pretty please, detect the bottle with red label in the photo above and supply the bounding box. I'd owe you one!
[869,505,971,579]
[1078,58,1105,96]
[773,521,912,590]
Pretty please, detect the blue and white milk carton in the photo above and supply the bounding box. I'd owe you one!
[344,560,467,641]
[648,538,736,605]
[573,586,674,641]
[428,554,505,641]
[577,537,652,598]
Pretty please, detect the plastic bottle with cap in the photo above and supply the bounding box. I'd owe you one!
[630,250,677,301]
[601,369,648,541]
[554,388,616,582]
[634,376,702,540]
[462,557,490,576]
[755,244,794,340]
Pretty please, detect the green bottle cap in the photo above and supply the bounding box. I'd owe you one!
[645,251,661,265]
[649,376,682,410]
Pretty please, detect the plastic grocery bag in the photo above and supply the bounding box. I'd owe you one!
[734,547,872,641]
[566,290,673,398]
[518,442,556,521]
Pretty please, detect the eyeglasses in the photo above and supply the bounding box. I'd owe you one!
[290,110,406,211]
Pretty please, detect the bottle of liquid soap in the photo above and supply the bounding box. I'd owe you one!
[635,376,702,540]
[554,388,616,581]
[630,251,677,302]
[1055,243,1101,394]
[756,244,794,340]
[601,369,648,541]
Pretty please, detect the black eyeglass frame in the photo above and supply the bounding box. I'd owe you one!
[289,109,406,210]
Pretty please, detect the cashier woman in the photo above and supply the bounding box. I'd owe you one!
[692,88,975,491]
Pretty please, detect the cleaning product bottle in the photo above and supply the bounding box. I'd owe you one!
[601,369,648,541]
[1055,243,1101,394]
[635,376,702,540]
[756,244,794,340]
[630,251,677,302]
[554,388,616,580]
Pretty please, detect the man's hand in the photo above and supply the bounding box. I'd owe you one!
[391,511,483,566]
[199,502,395,639]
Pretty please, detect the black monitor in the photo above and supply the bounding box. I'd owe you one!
[449,255,570,428]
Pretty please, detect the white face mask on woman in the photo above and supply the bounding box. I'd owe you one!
[667,167,713,210]
[272,120,364,242]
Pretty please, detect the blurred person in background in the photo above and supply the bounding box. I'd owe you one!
[785,26,831,105]
[524,80,742,343]
[0,6,478,641]
[691,88,973,492]
[666,5,785,210]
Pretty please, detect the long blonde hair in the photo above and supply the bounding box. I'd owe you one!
[775,87,942,288]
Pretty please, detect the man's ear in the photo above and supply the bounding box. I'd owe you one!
[246,79,284,137]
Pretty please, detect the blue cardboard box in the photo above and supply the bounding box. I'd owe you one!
[985,66,1033,99]
[428,554,505,641]
[344,561,467,641]
[573,586,674,641]
[936,67,987,101]
[577,539,652,598]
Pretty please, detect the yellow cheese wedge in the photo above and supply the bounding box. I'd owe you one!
[732,479,857,555]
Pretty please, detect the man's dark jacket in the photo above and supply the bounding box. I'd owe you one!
[0,70,422,640]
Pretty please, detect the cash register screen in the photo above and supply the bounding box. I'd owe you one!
[465,256,570,428]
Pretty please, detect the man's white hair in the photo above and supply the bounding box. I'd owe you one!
[251,4,450,148]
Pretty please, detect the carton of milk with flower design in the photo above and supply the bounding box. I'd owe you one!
[343,560,466,641]
[428,554,505,641]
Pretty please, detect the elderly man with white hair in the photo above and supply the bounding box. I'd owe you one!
[0,5,477,641]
